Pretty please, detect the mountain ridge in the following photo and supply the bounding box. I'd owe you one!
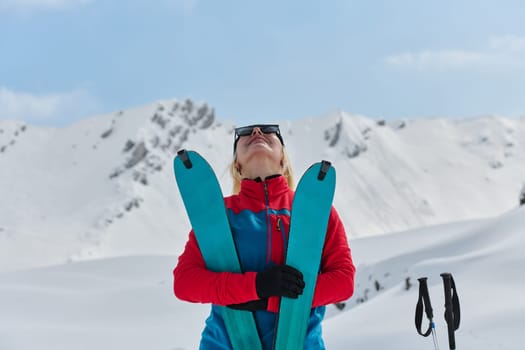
[1,99,524,271]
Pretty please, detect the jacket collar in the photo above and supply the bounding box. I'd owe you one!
[239,175,290,200]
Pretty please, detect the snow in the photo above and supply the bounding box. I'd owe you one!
[1,207,524,349]
[1,99,525,348]
[0,256,209,350]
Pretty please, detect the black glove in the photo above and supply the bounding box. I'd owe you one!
[227,299,268,311]
[256,265,305,299]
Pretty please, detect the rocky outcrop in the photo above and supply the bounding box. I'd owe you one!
[108,99,215,185]
[324,116,370,159]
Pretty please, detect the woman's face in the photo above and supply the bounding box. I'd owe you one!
[235,127,283,168]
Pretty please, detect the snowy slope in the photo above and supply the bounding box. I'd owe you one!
[0,206,523,349]
[325,205,525,349]
[0,100,232,271]
[1,99,525,273]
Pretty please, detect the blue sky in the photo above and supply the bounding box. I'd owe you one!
[1,0,525,126]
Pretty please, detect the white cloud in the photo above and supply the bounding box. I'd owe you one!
[385,50,486,68]
[0,86,101,124]
[488,35,525,52]
[0,0,92,12]
[385,35,525,70]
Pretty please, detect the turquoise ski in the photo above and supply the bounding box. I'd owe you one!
[274,161,336,350]
[173,150,263,350]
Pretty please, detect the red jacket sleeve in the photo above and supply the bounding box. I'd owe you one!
[173,230,260,306]
[312,207,355,307]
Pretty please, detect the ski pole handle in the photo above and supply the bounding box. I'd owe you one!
[415,277,435,337]
[441,273,460,350]
[418,278,434,319]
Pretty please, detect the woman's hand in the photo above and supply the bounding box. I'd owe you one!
[256,265,305,299]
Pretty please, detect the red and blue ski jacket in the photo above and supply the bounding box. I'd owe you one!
[173,175,355,349]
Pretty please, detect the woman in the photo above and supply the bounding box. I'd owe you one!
[173,124,355,349]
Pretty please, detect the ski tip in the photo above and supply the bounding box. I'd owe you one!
[317,160,332,181]
[177,149,193,169]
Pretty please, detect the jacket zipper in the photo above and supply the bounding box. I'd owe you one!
[264,181,272,264]
[277,217,288,260]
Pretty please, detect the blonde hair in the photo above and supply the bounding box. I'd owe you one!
[229,147,295,194]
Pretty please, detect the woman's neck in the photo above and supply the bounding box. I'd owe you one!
[241,158,282,180]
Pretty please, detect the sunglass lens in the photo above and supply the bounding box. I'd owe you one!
[260,125,280,134]
[236,126,254,137]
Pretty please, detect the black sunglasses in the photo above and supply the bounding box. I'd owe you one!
[233,124,284,153]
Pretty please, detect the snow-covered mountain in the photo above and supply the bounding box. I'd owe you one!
[2,98,525,349]
[1,99,524,272]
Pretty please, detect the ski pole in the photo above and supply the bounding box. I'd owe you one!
[440,273,460,350]
[415,277,439,350]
